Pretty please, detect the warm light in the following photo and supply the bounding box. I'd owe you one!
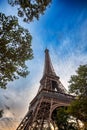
[50,123,54,130]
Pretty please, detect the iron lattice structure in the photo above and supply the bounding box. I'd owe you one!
[16,49,75,130]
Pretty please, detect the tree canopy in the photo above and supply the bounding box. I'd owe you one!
[68,64,87,129]
[0,0,52,89]
[0,13,33,89]
[69,64,87,97]
[52,107,78,130]
[8,0,52,22]
[52,65,87,130]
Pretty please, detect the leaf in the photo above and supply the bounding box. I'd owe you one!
[0,13,33,89]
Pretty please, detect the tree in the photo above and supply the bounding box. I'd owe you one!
[68,65,87,129]
[0,13,33,89]
[52,107,78,130]
[69,65,87,97]
[8,0,52,22]
[0,1,52,89]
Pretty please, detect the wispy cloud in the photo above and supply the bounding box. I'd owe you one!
[0,117,19,130]
[0,0,87,129]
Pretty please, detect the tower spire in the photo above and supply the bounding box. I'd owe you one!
[43,48,56,76]
[39,49,67,93]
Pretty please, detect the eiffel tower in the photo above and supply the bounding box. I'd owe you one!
[16,49,75,130]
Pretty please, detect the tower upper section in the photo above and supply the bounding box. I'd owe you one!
[39,49,67,94]
[43,49,56,76]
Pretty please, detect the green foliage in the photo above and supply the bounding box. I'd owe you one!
[0,110,3,118]
[52,107,78,130]
[68,65,87,129]
[68,99,87,122]
[0,1,51,88]
[8,0,52,22]
[69,65,87,97]
[0,13,33,89]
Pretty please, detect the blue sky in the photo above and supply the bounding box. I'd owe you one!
[0,0,87,129]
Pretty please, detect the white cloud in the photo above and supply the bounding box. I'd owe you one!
[0,19,87,121]
[0,117,19,130]
[48,46,86,89]
[0,1,87,129]
[0,41,86,129]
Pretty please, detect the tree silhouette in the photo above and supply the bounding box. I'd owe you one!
[8,0,52,22]
[52,107,78,130]
[68,65,87,129]
[0,0,52,88]
[0,13,33,88]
